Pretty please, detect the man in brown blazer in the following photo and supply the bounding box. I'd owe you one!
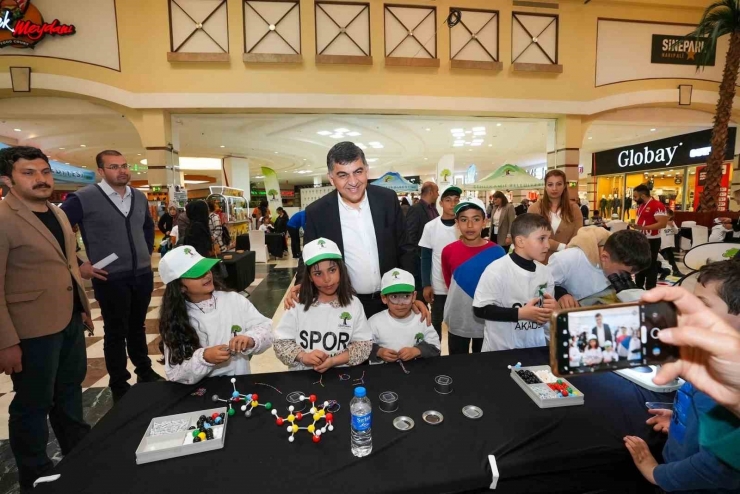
[0,146,92,491]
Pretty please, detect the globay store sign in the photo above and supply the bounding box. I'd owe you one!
[593,128,736,176]
[0,0,75,48]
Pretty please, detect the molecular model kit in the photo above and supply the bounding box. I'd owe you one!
[212,378,273,418]
[272,394,334,443]
[509,364,584,409]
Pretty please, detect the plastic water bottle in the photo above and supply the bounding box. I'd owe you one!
[350,386,372,457]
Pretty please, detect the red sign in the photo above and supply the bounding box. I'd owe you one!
[0,0,75,48]
[693,163,732,211]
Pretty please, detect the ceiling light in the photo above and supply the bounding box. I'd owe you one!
[274,151,278,154]
[369,142,383,148]
[334,128,349,133]
[317,131,332,136]
[472,139,484,143]
[183,179,209,184]
[178,157,222,170]
[330,134,344,139]
[13,128,21,132]
[254,175,265,179]
[472,126,486,132]
[346,131,361,137]
[650,128,656,132]
[366,158,378,163]
[137,154,142,156]
[588,136,593,140]
[355,143,367,150]
[59,147,65,150]
[220,145,225,148]
[82,165,87,168]
[303,158,307,161]
[137,172,141,175]
[453,143,464,147]
[424,158,428,160]
[465,131,472,134]
[496,123,502,127]
[473,131,486,136]
[454,140,465,145]
[425,128,431,131]
[80,144,86,147]
[139,159,147,165]
[450,128,464,133]
[488,144,493,147]
[468,149,472,151]
[64,162,69,164]
[471,142,482,146]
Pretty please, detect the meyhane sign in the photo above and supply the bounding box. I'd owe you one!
[0,0,75,48]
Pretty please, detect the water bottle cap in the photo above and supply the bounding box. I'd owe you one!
[354,386,367,398]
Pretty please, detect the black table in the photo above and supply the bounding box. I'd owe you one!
[265,232,285,258]
[219,250,255,292]
[36,349,670,494]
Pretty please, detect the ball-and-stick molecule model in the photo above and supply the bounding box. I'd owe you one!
[212,378,273,418]
[271,394,334,443]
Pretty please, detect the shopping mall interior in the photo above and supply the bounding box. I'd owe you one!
[1,0,739,492]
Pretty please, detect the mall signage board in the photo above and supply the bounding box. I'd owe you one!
[593,128,736,177]
[0,0,75,48]
[651,35,715,66]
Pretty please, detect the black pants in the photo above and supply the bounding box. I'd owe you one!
[356,294,386,320]
[92,272,154,394]
[636,238,662,290]
[660,247,681,273]
[448,332,483,355]
[430,294,446,339]
[288,227,301,259]
[10,313,90,488]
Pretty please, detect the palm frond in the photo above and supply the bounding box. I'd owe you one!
[686,0,740,69]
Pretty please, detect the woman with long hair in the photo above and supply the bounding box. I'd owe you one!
[182,200,216,257]
[528,169,583,261]
[158,246,273,384]
[490,191,516,247]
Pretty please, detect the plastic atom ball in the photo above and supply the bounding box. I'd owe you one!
[211,412,219,419]
[323,401,329,407]
[276,417,284,426]
[295,412,303,421]
[307,424,315,434]
[286,425,293,432]
[288,406,295,412]
[271,409,278,416]
[192,430,200,438]
[326,413,333,422]
[292,424,299,433]
[241,405,247,412]
[228,408,235,416]
[316,429,322,436]
[232,391,240,399]
[289,436,295,443]
[313,413,320,421]
[287,414,295,422]
[312,435,321,443]
[265,402,272,410]
[309,394,317,403]
[231,378,236,383]
[252,394,258,401]
[198,432,206,440]
[299,395,306,402]
[328,425,334,432]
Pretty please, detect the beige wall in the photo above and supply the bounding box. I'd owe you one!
[0,0,720,109]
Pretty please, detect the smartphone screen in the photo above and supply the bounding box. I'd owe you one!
[551,302,679,376]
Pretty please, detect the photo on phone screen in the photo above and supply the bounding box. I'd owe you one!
[551,302,678,376]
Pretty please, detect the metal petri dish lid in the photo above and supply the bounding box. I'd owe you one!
[393,416,415,431]
[435,375,453,386]
[462,405,483,419]
[379,391,399,403]
[422,410,444,425]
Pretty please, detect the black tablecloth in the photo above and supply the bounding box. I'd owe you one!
[235,234,250,251]
[265,232,285,258]
[219,250,255,292]
[37,349,671,494]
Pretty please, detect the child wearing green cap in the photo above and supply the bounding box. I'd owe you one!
[158,246,274,384]
[274,238,373,372]
[369,268,441,363]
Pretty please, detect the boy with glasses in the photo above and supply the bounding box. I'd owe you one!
[369,269,440,363]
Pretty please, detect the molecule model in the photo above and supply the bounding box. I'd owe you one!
[190,413,224,442]
[271,394,334,443]
[211,378,273,418]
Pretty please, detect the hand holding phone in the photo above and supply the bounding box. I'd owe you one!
[520,297,552,324]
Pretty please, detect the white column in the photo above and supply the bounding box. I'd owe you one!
[223,157,251,198]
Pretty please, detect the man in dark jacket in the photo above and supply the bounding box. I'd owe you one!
[405,181,439,293]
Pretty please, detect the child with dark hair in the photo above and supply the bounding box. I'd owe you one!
[182,200,215,256]
[624,258,740,492]
[473,213,556,351]
[549,228,652,308]
[441,197,506,354]
[274,238,372,372]
[158,246,273,384]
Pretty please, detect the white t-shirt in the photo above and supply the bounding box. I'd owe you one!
[418,217,459,295]
[569,346,582,367]
[550,209,562,233]
[583,347,603,366]
[473,255,554,352]
[493,208,502,234]
[274,296,372,371]
[369,310,441,353]
[170,225,179,244]
[548,247,609,302]
[602,349,619,363]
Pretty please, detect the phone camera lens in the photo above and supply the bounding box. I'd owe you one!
[652,347,661,356]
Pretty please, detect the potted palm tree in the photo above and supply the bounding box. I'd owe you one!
[689,0,740,212]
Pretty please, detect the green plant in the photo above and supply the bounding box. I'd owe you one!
[340,312,352,324]
[689,0,740,211]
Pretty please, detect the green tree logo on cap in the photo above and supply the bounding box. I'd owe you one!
[184,247,194,257]
[340,312,352,325]
[724,248,738,258]
[415,332,424,344]
[392,270,400,279]
[318,239,326,248]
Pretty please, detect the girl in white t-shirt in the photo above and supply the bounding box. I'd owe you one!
[602,340,619,363]
[274,238,372,372]
[583,336,603,366]
[158,246,274,385]
[568,338,582,367]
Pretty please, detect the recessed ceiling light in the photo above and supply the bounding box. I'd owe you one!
[59,147,65,150]
[330,134,344,139]
[425,128,431,131]
[303,158,307,161]
[334,128,349,133]
[488,144,493,147]
[469,149,472,151]
[450,128,464,133]
[137,153,142,156]
[13,128,21,132]
[64,162,70,165]
[496,123,502,127]
[346,131,361,137]
[317,131,332,136]
[465,131,472,134]
[650,128,656,131]
[355,143,367,150]
[473,131,486,136]
[80,144,86,147]
[471,142,482,147]
[137,172,141,175]
[369,142,383,148]
[472,126,485,132]
[588,136,593,140]
[453,143,464,147]
[424,158,428,160]
[254,175,265,179]
[274,151,278,154]
[366,158,378,163]
[82,165,86,168]
[220,145,225,148]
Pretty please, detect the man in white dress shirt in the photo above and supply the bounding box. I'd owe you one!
[289,142,428,320]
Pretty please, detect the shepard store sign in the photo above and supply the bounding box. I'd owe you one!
[651,34,715,66]
[0,0,75,48]
[593,128,736,177]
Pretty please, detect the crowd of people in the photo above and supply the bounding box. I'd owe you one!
[1,141,739,492]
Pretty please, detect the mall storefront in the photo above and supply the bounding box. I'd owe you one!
[592,128,737,220]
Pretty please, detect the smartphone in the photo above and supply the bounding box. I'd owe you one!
[549,301,679,376]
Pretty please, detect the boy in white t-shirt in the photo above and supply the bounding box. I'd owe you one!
[418,186,461,338]
[602,340,619,363]
[370,269,441,363]
[473,214,557,351]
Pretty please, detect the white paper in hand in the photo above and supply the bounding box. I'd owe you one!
[93,253,119,270]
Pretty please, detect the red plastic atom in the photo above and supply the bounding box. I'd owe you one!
[312,435,321,443]
[296,412,303,420]
[309,394,317,403]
